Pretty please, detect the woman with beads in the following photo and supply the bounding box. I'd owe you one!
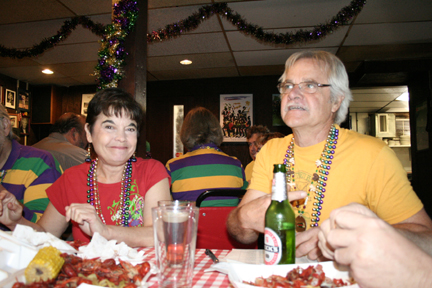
[166,107,247,207]
[0,88,171,247]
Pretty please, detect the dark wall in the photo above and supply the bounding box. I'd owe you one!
[146,75,292,167]
[408,71,432,217]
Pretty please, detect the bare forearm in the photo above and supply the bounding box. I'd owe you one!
[393,223,432,256]
[7,216,47,233]
[104,225,155,248]
[227,207,260,244]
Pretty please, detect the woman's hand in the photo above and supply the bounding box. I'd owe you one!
[65,203,107,237]
[0,188,23,228]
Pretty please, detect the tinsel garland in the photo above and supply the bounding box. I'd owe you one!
[0,0,366,90]
[147,0,366,44]
[95,0,139,90]
[0,16,105,59]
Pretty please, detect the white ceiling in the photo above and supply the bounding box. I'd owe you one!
[0,0,430,113]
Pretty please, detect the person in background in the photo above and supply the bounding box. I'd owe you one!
[318,203,432,288]
[254,132,285,154]
[244,125,270,183]
[0,104,62,231]
[33,112,88,171]
[166,107,247,207]
[227,50,432,260]
[0,88,171,247]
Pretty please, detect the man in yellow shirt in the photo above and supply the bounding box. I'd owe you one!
[227,50,432,261]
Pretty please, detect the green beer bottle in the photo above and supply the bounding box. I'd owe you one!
[264,164,296,265]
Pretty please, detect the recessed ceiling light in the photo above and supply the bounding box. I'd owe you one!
[180,59,192,65]
[396,92,409,101]
[42,69,54,74]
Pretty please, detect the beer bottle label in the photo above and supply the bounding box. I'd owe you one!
[264,227,282,265]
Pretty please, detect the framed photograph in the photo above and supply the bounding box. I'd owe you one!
[20,116,30,135]
[5,89,16,109]
[9,113,19,129]
[173,105,184,158]
[220,94,253,142]
[18,89,30,111]
[272,94,284,126]
[81,93,95,116]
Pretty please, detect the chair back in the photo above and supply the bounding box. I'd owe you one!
[196,189,258,250]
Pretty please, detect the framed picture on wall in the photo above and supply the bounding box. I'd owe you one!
[9,113,19,129]
[272,94,284,126]
[18,88,30,111]
[81,93,95,116]
[220,94,253,142]
[0,86,3,104]
[5,89,16,109]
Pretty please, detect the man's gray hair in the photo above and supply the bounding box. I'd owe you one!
[279,50,352,125]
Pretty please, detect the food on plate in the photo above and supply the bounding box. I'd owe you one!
[24,246,64,283]
[13,253,151,288]
[244,264,352,288]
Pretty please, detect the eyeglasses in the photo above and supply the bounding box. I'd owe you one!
[277,82,331,94]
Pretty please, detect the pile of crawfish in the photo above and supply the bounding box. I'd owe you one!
[12,253,151,288]
[245,264,351,288]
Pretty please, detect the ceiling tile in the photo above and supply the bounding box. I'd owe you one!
[151,67,238,80]
[31,43,101,65]
[0,65,66,82]
[345,22,432,46]
[59,0,113,15]
[148,5,221,33]
[148,33,229,56]
[233,48,337,66]
[0,0,74,24]
[355,0,432,23]
[149,0,212,9]
[221,0,354,31]
[148,52,234,71]
[49,61,98,77]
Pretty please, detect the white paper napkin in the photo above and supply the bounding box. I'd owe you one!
[11,225,76,253]
[77,232,145,265]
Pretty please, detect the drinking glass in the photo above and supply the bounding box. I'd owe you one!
[152,205,199,288]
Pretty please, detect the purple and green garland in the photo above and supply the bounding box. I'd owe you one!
[0,0,367,90]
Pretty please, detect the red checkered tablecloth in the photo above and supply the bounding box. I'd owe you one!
[141,247,231,288]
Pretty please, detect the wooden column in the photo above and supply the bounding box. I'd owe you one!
[118,0,148,158]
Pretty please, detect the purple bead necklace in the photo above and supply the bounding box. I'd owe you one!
[283,124,339,231]
[87,158,133,226]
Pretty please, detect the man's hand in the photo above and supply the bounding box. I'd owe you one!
[0,188,23,228]
[317,203,432,288]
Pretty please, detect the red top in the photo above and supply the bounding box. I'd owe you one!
[47,158,170,242]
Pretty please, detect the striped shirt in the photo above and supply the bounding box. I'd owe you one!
[165,143,247,206]
[1,140,62,230]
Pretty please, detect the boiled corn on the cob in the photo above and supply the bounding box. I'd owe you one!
[25,246,65,283]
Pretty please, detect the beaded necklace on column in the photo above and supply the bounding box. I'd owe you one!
[86,158,133,226]
[283,124,339,232]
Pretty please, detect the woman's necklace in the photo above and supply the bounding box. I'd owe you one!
[87,158,133,226]
[283,124,339,232]
[190,143,222,152]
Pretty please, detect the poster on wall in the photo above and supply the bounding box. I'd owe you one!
[173,105,184,158]
[220,94,253,142]
[81,94,95,116]
[272,94,284,126]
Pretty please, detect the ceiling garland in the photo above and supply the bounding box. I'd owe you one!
[0,0,366,90]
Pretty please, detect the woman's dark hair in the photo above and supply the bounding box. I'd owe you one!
[86,88,144,134]
[180,107,223,150]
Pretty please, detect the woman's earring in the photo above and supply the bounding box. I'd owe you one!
[85,143,92,162]
[131,152,137,162]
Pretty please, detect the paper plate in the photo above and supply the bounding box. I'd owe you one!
[212,261,359,288]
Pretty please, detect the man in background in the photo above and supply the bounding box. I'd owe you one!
[33,113,87,171]
[0,104,61,230]
[244,125,269,183]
